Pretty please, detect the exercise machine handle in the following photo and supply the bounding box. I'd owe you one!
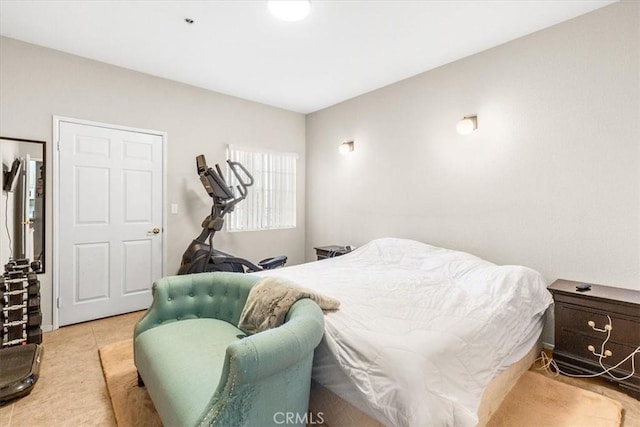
[227,160,254,188]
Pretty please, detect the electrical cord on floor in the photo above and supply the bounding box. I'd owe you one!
[536,315,640,381]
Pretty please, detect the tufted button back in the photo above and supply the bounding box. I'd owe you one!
[134,272,262,335]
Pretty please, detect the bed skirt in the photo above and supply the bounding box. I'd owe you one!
[309,342,540,427]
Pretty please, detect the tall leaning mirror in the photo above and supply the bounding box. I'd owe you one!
[0,137,45,273]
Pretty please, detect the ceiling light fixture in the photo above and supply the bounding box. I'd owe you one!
[456,116,478,135]
[268,0,311,22]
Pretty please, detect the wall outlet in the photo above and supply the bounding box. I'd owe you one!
[171,203,178,214]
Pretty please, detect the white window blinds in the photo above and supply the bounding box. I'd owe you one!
[226,146,297,232]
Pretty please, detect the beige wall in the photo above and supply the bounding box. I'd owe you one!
[0,36,306,329]
[306,2,639,343]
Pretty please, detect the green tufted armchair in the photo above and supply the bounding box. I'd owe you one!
[134,272,325,427]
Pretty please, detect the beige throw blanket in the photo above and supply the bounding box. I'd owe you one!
[238,276,340,334]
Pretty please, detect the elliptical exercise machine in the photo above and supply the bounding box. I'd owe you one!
[178,155,287,275]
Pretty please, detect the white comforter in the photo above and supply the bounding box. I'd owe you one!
[257,238,553,427]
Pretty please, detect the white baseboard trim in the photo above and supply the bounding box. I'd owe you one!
[42,324,53,333]
[542,341,554,350]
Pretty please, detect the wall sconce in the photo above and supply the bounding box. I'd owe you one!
[339,140,354,155]
[456,116,478,135]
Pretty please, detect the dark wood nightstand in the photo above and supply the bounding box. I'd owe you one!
[548,279,640,398]
[314,245,351,261]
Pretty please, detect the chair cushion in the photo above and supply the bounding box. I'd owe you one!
[135,318,243,426]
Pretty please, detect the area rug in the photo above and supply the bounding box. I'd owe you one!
[98,339,161,427]
[487,371,623,427]
[99,339,625,427]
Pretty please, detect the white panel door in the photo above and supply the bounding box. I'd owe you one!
[58,121,163,326]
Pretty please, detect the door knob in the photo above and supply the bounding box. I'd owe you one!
[150,227,160,235]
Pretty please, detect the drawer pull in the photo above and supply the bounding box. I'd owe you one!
[587,344,613,358]
[587,320,612,332]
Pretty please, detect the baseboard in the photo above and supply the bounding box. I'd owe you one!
[542,341,554,351]
[42,324,53,333]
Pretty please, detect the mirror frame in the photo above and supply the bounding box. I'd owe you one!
[0,136,46,273]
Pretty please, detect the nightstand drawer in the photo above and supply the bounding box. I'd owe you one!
[556,330,637,373]
[557,304,640,345]
[314,245,351,260]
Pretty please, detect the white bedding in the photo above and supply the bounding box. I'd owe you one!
[256,238,553,427]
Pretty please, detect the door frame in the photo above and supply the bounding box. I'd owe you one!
[52,116,168,330]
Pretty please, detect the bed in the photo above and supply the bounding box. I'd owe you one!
[256,238,553,427]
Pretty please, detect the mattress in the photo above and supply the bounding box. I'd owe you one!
[311,315,544,425]
[309,341,541,427]
[256,238,552,426]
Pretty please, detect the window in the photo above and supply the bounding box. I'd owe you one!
[226,146,297,231]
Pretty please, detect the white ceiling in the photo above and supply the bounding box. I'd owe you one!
[0,0,616,114]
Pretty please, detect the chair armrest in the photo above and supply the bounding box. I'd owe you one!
[198,298,325,425]
[231,299,324,382]
[134,272,260,340]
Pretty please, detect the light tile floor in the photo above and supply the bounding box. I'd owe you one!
[0,311,145,427]
[0,311,638,426]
